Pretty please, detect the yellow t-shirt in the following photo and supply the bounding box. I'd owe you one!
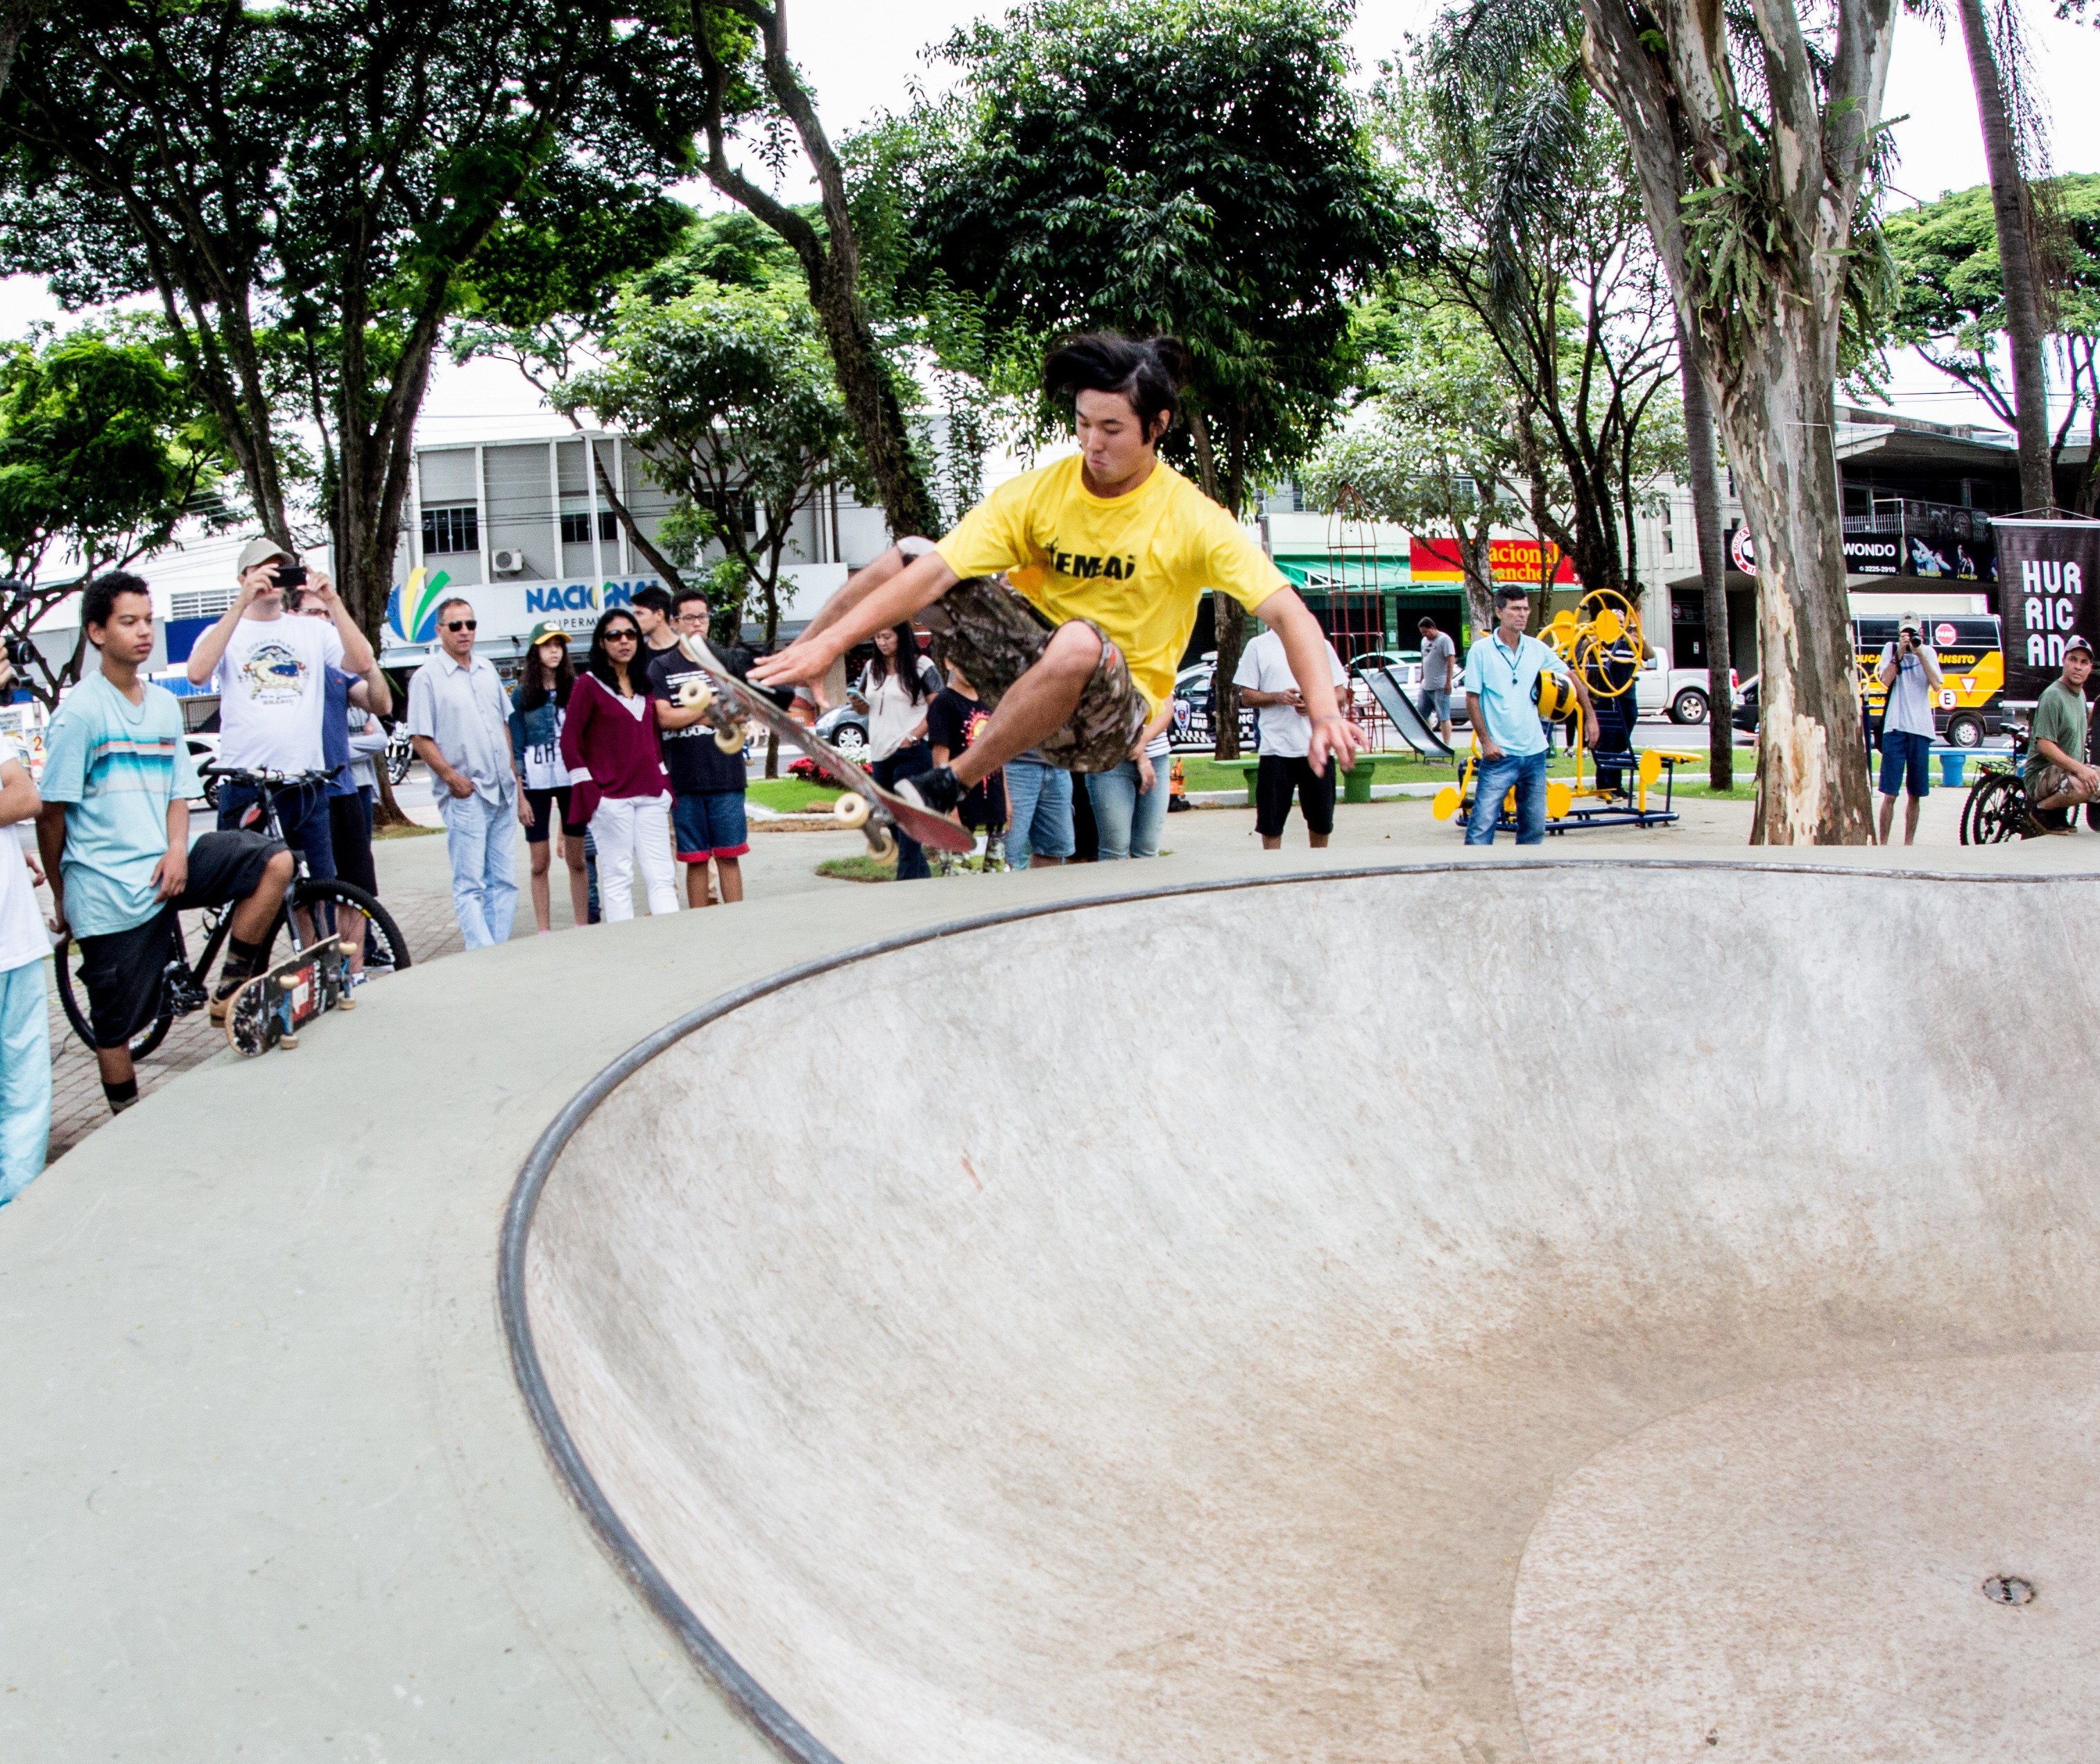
[934,455,1285,711]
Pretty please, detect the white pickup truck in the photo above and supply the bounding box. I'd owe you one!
[1635,653,1738,725]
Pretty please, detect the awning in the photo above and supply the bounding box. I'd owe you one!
[1273,556,1413,592]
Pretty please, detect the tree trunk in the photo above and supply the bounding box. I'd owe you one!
[1716,320,1873,843]
[1680,320,1733,791]
[371,764,412,831]
[1956,0,2054,513]
[1190,409,1246,760]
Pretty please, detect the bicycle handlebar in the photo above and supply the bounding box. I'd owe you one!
[200,764,338,791]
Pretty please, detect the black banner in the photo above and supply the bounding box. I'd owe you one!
[1997,520,2100,703]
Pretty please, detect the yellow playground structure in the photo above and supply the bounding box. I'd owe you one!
[1431,589,1699,834]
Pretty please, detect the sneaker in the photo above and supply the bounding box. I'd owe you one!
[894,765,963,816]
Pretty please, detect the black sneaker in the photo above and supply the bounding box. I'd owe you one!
[895,765,963,815]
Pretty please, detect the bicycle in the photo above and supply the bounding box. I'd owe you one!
[51,767,412,1059]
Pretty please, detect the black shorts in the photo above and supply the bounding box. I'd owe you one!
[524,785,587,844]
[328,791,378,896]
[1255,753,1336,838]
[75,830,286,1048]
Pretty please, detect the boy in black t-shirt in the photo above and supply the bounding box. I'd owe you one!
[648,588,782,906]
[927,662,1008,841]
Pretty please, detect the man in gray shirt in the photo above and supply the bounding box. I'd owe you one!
[406,595,528,948]
[1415,616,1458,744]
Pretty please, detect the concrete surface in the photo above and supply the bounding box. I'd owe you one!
[7,848,2100,1763]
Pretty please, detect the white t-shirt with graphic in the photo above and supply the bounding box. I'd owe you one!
[212,613,344,772]
[0,733,44,974]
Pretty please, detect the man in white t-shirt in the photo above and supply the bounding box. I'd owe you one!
[186,535,375,882]
[0,651,51,1206]
[1874,613,1943,846]
[1234,621,1350,849]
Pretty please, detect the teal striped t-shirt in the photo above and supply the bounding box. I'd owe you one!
[39,672,200,936]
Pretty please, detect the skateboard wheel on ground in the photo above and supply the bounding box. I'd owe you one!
[833,794,871,828]
[868,828,897,862]
[714,722,747,753]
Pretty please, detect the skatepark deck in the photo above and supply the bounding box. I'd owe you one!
[8,853,2100,1762]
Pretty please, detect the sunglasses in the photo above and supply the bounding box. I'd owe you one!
[445,618,477,631]
[605,628,639,642]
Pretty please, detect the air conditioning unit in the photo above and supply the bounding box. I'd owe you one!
[491,548,526,575]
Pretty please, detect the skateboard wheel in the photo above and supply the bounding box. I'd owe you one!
[868,828,897,862]
[833,794,871,828]
[280,1034,298,1050]
[714,723,746,753]
[675,680,713,713]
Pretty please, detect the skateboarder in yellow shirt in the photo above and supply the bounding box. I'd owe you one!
[750,333,1363,814]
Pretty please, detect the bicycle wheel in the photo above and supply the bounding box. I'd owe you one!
[51,932,177,1062]
[1965,771,2029,844]
[285,877,411,975]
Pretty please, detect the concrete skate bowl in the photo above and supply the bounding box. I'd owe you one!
[506,862,2100,1764]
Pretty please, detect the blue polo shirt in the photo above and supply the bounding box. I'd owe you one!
[1463,631,1569,758]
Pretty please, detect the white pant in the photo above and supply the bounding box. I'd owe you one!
[590,794,678,920]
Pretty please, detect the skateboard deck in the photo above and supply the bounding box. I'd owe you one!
[224,938,354,1056]
[672,636,974,856]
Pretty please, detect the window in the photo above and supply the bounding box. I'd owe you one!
[698,488,757,535]
[560,509,620,544]
[422,504,479,554]
[170,586,238,621]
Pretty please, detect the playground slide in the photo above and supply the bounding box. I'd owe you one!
[1363,665,1456,760]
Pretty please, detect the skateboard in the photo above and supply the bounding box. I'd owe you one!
[223,939,354,1056]
[671,636,975,857]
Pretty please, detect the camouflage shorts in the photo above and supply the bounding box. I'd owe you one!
[2028,762,2096,805]
[918,575,1146,773]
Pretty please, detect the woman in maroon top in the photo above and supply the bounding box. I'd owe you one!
[560,609,677,920]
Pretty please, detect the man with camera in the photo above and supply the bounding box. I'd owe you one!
[1874,613,1944,846]
[186,536,374,884]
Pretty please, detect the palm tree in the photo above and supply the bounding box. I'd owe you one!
[1947,0,2057,511]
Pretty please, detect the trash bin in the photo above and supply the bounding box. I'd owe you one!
[1937,751,1967,787]
[1341,757,1379,804]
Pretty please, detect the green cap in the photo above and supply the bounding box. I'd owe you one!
[526,621,570,649]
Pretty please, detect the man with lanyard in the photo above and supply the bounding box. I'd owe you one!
[750,332,1360,803]
[1462,585,1596,846]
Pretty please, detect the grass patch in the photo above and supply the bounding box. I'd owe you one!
[816,853,897,883]
[372,819,442,839]
[748,777,842,814]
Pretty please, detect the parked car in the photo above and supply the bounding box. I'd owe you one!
[1732,676,1759,734]
[814,701,870,757]
[1169,657,1257,751]
[185,731,221,805]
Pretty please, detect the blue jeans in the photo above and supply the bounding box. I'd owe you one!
[218,778,335,882]
[1087,757,1170,859]
[0,958,51,1206]
[438,790,520,948]
[1004,760,1074,868]
[1465,749,1549,846]
[872,742,933,881]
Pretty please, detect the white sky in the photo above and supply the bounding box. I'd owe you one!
[6,0,2099,441]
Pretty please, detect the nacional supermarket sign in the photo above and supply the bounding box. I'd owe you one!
[1409,536,1578,586]
[385,568,666,646]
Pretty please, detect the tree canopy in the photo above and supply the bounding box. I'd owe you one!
[0,321,229,702]
[1884,173,2100,506]
[563,284,867,649]
[0,0,703,635]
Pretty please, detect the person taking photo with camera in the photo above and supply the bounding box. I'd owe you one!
[185,536,375,882]
[1875,613,1943,846]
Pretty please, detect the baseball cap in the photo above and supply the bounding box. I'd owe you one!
[2066,636,2094,658]
[525,620,570,649]
[236,534,295,574]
